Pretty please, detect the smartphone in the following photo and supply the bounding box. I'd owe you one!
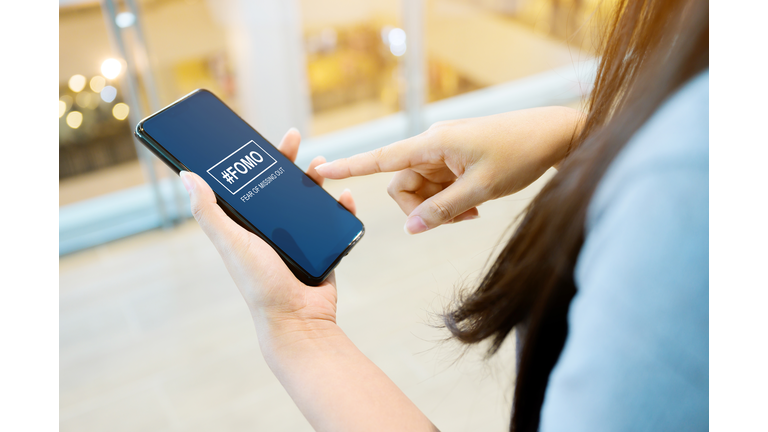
[134,89,364,286]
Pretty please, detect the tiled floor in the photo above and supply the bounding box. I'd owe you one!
[60,169,554,431]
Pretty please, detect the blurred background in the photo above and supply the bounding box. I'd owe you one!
[59,0,608,430]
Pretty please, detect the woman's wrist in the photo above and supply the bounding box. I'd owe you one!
[252,314,438,431]
[252,311,343,357]
[546,106,585,168]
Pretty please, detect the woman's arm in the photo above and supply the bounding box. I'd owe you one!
[258,317,439,432]
[316,106,584,234]
[179,129,438,432]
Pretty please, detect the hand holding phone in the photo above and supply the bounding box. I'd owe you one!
[135,89,364,285]
[179,128,354,332]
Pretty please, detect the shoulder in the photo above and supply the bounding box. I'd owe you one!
[587,70,708,231]
[538,71,709,432]
[578,70,709,293]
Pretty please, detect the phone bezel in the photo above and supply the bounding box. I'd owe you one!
[134,88,365,286]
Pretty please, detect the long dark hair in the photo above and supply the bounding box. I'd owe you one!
[443,1,709,431]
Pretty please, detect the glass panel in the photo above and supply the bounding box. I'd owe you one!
[59,0,238,204]
[59,5,142,206]
[60,0,608,254]
[59,78,139,205]
[300,1,403,135]
[424,0,607,104]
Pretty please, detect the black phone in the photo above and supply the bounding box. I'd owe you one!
[134,89,364,286]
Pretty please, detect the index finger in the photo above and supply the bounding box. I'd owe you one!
[314,135,426,179]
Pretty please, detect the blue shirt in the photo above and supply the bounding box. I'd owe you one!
[539,71,709,431]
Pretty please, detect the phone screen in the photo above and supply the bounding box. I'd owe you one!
[140,90,363,280]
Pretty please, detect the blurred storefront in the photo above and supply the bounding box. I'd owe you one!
[59,0,607,254]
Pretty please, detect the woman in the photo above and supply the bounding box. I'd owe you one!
[178,0,708,430]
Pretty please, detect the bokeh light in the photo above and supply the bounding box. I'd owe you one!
[66,111,83,129]
[100,86,117,103]
[90,76,106,93]
[60,95,73,111]
[112,103,130,120]
[68,74,86,92]
[101,58,122,80]
[388,28,406,45]
[115,12,136,28]
[388,28,407,57]
[390,43,406,56]
[59,100,67,118]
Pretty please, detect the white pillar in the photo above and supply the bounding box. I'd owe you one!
[402,0,426,137]
[210,0,312,144]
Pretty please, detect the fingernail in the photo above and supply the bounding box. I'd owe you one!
[315,162,330,171]
[404,216,428,235]
[180,171,195,193]
[342,188,351,194]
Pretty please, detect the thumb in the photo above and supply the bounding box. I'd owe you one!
[180,171,249,250]
[404,177,483,234]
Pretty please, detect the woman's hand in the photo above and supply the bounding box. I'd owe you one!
[316,106,583,234]
[179,128,355,339]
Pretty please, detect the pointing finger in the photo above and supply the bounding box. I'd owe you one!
[315,135,428,179]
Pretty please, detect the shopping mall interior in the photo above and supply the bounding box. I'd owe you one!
[59,0,605,430]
